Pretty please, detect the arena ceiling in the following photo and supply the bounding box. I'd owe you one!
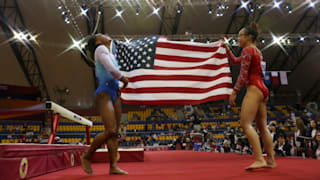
[0,0,319,108]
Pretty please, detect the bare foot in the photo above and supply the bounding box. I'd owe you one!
[81,155,93,175]
[266,156,277,168]
[109,167,128,175]
[245,159,267,171]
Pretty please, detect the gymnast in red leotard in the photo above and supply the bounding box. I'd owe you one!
[226,41,269,100]
[224,24,276,170]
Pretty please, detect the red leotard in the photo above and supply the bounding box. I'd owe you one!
[226,46,269,100]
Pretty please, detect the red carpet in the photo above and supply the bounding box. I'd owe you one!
[32,151,320,180]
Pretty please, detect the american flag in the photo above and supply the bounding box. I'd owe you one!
[115,36,233,105]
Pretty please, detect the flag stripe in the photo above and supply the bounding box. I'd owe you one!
[156,47,226,59]
[154,58,228,68]
[128,72,231,82]
[154,53,227,63]
[154,63,230,70]
[156,42,221,52]
[158,37,222,47]
[121,95,230,105]
[122,68,231,78]
[121,87,233,100]
[125,77,232,89]
[122,83,232,94]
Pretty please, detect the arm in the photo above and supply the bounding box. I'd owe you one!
[233,48,252,92]
[96,47,123,80]
[225,46,241,65]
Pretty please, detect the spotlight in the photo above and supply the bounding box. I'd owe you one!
[217,3,224,10]
[80,7,88,16]
[29,34,37,42]
[220,4,229,10]
[152,6,161,16]
[80,43,86,49]
[72,40,81,49]
[124,37,132,44]
[10,29,40,47]
[240,0,250,10]
[15,32,27,41]
[176,4,183,14]
[273,0,282,9]
[299,36,305,42]
[65,19,70,24]
[13,30,21,40]
[260,38,265,44]
[12,30,29,42]
[273,36,282,45]
[26,32,39,45]
[21,33,28,41]
[272,34,287,46]
[136,8,140,16]
[232,39,237,45]
[208,4,213,14]
[262,32,288,54]
[58,6,62,10]
[256,3,262,9]
[309,1,317,8]
[116,8,124,17]
[98,11,102,15]
[285,3,292,13]
[316,38,320,43]
[190,36,195,42]
[248,2,254,13]
[216,12,224,17]
[147,6,161,19]
[60,35,87,56]
[286,39,291,45]
[113,7,126,22]
[61,11,66,15]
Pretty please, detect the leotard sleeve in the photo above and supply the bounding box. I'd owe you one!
[232,47,253,92]
[95,45,123,80]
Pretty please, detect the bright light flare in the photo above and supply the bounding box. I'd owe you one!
[146,6,162,20]
[308,1,317,8]
[60,34,86,56]
[80,7,88,18]
[238,0,251,12]
[124,37,132,44]
[273,0,282,9]
[262,32,288,55]
[151,6,161,17]
[111,8,126,23]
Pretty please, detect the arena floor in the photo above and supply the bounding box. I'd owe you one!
[32,150,320,180]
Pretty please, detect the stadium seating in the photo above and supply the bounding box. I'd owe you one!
[0,121,41,143]
[0,104,307,146]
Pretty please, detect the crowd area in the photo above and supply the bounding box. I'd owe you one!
[119,103,320,160]
[1,103,319,160]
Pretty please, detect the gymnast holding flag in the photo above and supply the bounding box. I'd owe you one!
[224,24,277,170]
[81,34,129,175]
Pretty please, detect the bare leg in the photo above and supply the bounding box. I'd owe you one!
[81,92,126,175]
[81,132,108,174]
[240,86,267,170]
[256,101,277,168]
[108,95,127,175]
[114,93,121,161]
